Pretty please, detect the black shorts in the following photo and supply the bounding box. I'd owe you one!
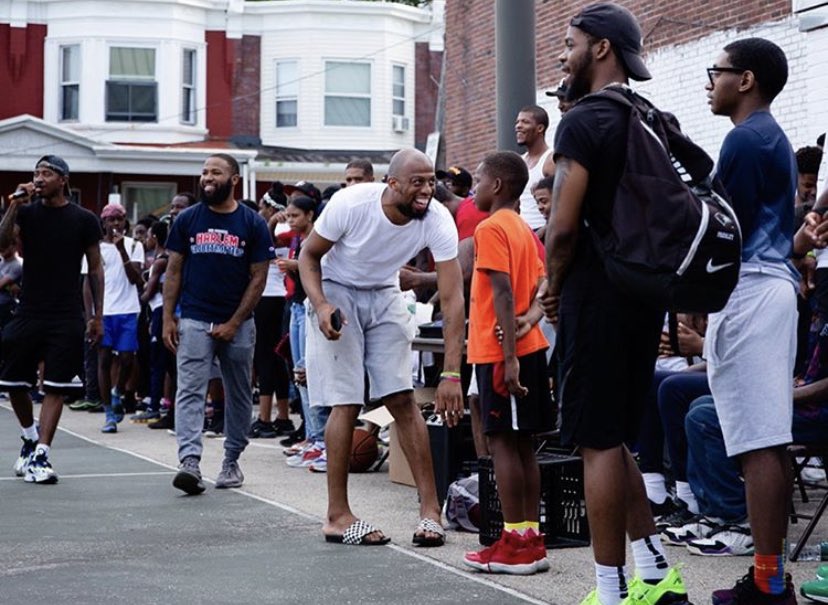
[557,259,662,450]
[0,315,85,394]
[477,349,554,435]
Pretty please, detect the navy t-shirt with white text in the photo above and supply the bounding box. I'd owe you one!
[166,202,275,324]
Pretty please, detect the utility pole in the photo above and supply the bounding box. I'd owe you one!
[495,0,536,152]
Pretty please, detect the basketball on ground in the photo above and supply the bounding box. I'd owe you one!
[350,428,379,472]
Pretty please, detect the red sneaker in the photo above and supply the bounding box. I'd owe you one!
[525,528,550,572]
[463,541,498,571]
[487,530,539,575]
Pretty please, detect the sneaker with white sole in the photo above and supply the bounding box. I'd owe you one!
[24,451,58,484]
[13,437,37,477]
[286,442,323,468]
[686,522,754,556]
[309,450,327,473]
[661,514,721,546]
[172,455,205,495]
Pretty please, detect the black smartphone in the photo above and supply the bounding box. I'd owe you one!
[330,308,342,331]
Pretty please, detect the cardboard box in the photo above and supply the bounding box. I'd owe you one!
[388,423,416,487]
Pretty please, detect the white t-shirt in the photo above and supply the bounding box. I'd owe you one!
[519,147,553,230]
[263,222,290,297]
[315,182,458,288]
[83,237,145,315]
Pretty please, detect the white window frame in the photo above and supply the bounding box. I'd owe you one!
[60,45,80,122]
[392,63,405,118]
[106,46,158,123]
[181,48,197,125]
[121,182,177,224]
[324,60,372,128]
[275,59,298,128]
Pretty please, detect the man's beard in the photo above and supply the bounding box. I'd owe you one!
[565,53,594,104]
[397,200,429,220]
[200,180,234,206]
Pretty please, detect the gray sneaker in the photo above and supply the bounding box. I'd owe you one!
[173,456,205,495]
[215,459,244,489]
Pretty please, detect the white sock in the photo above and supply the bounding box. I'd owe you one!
[676,482,699,514]
[21,424,39,442]
[35,443,50,457]
[596,563,628,605]
[643,472,668,504]
[631,535,670,582]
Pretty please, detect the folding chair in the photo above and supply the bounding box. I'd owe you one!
[788,443,828,561]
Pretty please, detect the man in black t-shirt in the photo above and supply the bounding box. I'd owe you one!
[542,5,686,605]
[0,155,103,484]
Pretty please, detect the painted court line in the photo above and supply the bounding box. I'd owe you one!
[0,471,174,481]
[4,412,543,605]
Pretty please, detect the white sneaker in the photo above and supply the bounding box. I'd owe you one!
[308,450,327,473]
[661,514,721,545]
[286,443,323,468]
[24,451,58,484]
[13,437,37,477]
[686,523,754,556]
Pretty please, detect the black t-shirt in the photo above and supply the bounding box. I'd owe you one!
[552,97,629,300]
[16,201,102,318]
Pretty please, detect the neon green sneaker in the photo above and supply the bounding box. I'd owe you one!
[818,564,828,580]
[801,576,828,603]
[579,590,634,605]
[627,567,690,604]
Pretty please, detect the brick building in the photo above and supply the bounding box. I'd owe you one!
[442,0,828,180]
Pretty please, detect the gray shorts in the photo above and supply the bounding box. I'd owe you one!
[306,281,416,406]
[706,272,796,457]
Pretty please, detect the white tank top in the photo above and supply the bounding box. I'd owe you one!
[519,148,553,230]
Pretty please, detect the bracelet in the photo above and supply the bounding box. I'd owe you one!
[440,375,461,384]
[440,371,461,378]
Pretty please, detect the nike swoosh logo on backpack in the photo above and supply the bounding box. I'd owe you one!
[706,259,735,273]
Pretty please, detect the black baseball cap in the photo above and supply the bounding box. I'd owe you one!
[545,78,569,99]
[435,166,473,190]
[570,3,651,81]
[284,181,321,203]
[36,154,70,176]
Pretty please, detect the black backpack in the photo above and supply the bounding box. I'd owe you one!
[580,86,742,313]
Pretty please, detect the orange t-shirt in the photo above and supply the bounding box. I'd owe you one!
[467,208,548,364]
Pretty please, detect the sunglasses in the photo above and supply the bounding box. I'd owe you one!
[706,66,747,85]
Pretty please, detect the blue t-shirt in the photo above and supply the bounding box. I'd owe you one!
[166,202,275,323]
[716,111,796,268]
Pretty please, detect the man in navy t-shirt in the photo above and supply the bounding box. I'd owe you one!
[704,38,798,604]
[163,153,274,495]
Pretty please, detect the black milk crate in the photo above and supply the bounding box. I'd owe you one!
[478,453,590,548]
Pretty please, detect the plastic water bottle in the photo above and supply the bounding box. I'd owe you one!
[791,541,828,561]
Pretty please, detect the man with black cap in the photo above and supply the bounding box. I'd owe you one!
[436,166,473,199]
[0,155,104,484]
[546,78,575,115]
[543,4,689,605]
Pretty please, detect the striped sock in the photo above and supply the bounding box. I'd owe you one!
[596,563,628,605]
[631,535,669,582]
[754,553,785,595]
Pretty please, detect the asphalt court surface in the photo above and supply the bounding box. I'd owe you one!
[0,407,538,605]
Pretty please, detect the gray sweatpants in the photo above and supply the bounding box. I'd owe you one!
[175,317,255,463]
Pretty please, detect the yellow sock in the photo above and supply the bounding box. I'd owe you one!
[527,521,540,533]
[504,522,523,534]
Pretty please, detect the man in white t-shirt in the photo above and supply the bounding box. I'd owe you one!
[515,105,556,230]
[299,148,465,546]
[84,203,145,434]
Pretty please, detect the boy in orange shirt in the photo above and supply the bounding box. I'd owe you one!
[463,151,554,575]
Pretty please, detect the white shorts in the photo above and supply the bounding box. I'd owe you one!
[306,281,416,406]
[706,272,796,457]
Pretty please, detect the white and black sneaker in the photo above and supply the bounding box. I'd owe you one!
[661,514,721,546]
[13,437,37,477]
[24,451,58,484]
[686,522,754,556]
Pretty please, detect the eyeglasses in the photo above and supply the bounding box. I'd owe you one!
[706,67,746,85]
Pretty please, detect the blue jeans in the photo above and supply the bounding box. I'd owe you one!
[685,396,746,522]
[657,371,710,482]
[175,318,255,462]
[290,302,329,442]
